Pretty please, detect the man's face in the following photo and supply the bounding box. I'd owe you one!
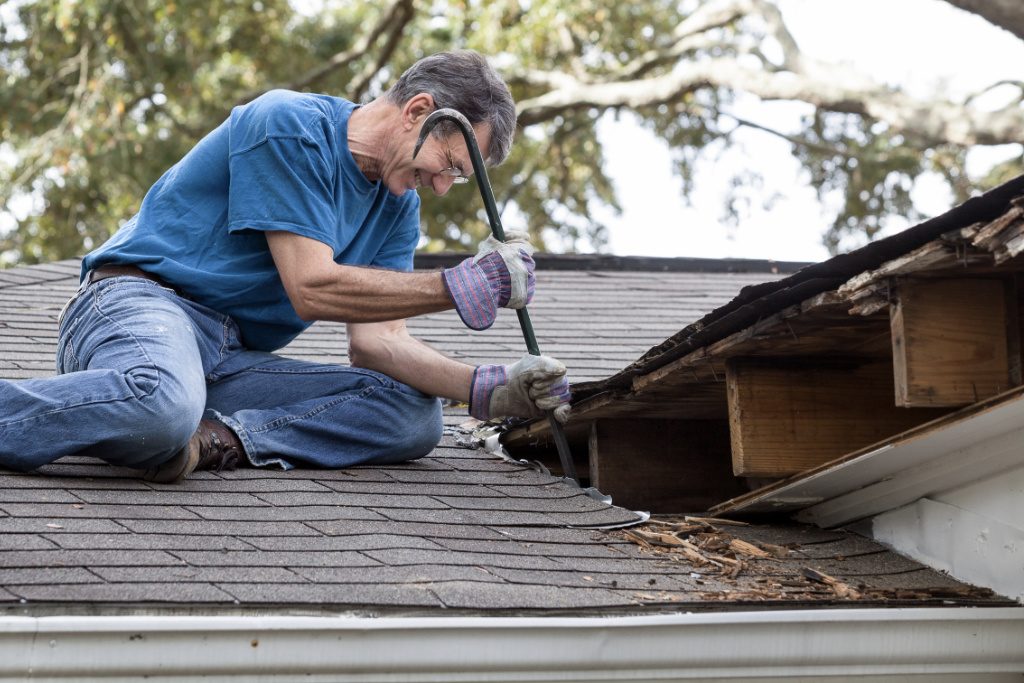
[384,123,492,198]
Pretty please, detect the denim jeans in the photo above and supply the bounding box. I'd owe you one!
[0,276,443,472]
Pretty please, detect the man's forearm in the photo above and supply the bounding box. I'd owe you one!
[297,266,452,323]
[348,321,474,402]
[267,231,453,323]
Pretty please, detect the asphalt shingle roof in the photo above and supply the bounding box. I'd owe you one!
[0,256,1010,613]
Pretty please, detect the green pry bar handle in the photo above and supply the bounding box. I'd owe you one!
[414,108,579,485]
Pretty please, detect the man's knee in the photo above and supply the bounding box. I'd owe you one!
[119,366,205,466]
[384,397,443,464]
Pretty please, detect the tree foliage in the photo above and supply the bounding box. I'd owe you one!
[1,0,1022,265]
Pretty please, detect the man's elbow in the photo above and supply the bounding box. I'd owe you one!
[290,280,330,322]
[347,335,383,370]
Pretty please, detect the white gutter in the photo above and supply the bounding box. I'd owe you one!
[1,608,1022,681]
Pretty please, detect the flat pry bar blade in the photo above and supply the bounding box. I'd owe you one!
[415,108,579,485]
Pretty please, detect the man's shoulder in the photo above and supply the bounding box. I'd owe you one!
[232,90,353,141]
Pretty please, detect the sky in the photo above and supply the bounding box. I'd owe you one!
[594,0,1024,262]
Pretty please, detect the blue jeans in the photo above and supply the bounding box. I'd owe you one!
[0,276,443,472]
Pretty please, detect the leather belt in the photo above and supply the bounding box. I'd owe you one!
[85,264,174,291]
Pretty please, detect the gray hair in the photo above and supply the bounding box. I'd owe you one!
[384,50,516,166]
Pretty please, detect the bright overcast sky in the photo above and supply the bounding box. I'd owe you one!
[594,0,1024,262]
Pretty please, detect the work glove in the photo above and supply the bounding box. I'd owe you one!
[443,232,536,331]
[470,354,572,424]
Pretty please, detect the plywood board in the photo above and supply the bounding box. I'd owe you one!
[726,358,947,477]
[891,278,1010,407]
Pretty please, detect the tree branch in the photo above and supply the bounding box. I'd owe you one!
[235,0,414,105]
[939,0,1024,41]
[348,0,415,101]
[516,56,1024,147]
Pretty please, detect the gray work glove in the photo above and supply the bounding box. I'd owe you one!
[470,354,571,424]
[442,231,536,330]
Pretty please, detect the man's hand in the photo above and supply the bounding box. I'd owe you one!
[470,354,571,424]
[443,231,535,330]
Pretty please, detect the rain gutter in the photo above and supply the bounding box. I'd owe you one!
[1,607,1022,681]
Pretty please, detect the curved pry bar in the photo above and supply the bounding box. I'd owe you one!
[413,108,579,484]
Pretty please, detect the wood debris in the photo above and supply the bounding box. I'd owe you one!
[802,567,862,600]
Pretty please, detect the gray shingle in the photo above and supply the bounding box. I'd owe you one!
[487,526,631,545]
[431,494,613,514]
[73,490,267,507]
[240,534,445,552]
[308,519,507,541]
[0,534,60,550]
[0,489,83,504]
[0,567,102,585]
[42,533,252,551]
[6,583,236,603]
[0,550,183,567]
[0,504,202,520]
[218,468,397,483]
[317,479,496,498]
[145,478,334,493]
[253,491,448,509]
[292,564,504,585]
[377,507,560,527]
[362,548,563,571]
[484,566,696,591]
[0,475,150,490]
[432,537,632,559]
[173,550,381,568]
[185,506,388,522]
[428,581,636,609]
[117,519,321,536]
[0,518,127,534]
[218,582,441,606]
[91,566,306,584]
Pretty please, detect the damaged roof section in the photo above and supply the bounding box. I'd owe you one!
[0,433,1007,612]
[0,252,1006,614]
[504,174,1024,534]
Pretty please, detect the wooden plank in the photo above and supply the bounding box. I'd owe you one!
[726,358,947,478]
[709,386,1024,524]
[891,278,1010,407]
[588,419,745,512]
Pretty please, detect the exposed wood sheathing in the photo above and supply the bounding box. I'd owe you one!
[504,175,1024,508]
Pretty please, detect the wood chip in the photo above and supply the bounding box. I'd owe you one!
[728,538,772,558]
[801,567,862,600]
[683,515,749,527]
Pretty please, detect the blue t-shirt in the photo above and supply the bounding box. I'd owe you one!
[83,90,421,351]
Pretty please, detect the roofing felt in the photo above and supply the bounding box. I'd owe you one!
[0,256,1010,612]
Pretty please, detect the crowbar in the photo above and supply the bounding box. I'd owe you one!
[414,107,579,486]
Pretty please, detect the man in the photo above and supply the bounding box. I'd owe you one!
[0,50,570,483]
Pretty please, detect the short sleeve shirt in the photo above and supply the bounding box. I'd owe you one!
[83,90,421,351]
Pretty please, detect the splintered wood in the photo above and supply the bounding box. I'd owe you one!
[622,517,784,582]
[618,518,1001,604]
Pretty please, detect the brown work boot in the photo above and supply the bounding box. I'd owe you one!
[144,419,246,484]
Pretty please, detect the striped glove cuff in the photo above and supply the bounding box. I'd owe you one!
[469,364,507,420]
[442,257,499,330]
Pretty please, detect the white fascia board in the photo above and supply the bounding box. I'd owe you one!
[724,389,1024,526]
[0,608,1022,682]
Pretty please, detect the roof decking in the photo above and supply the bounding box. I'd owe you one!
[1,254,1008,613]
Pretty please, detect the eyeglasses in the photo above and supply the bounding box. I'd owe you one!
[440,144,470,184]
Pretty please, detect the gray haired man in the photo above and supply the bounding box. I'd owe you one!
[0,51,571,481]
